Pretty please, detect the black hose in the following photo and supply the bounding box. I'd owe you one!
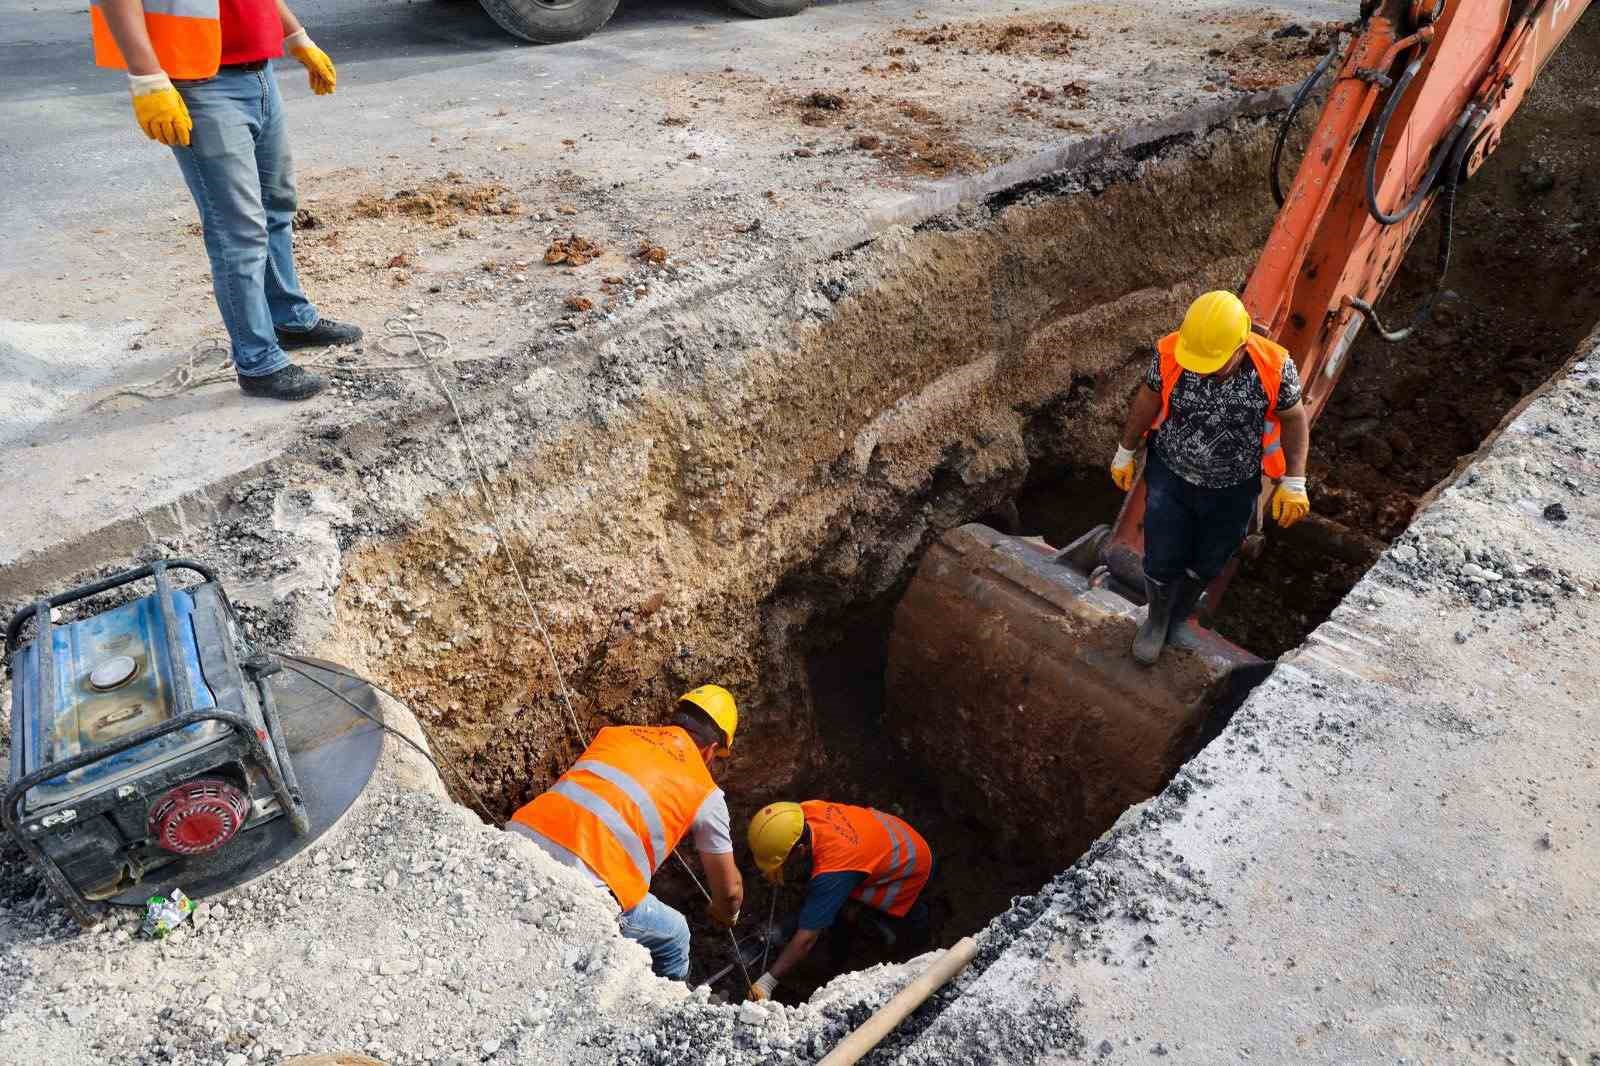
[1271,44,1342,207]
[1346,113,1478,342]
[1363,47,1470,226]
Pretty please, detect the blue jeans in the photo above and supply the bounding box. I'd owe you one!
[171,65,318,377]
[620,893,691,980]
[1143,450,1259,585]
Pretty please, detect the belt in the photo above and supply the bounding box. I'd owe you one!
[219,60,269,72]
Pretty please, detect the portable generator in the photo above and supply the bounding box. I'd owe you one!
[4,560,384,925]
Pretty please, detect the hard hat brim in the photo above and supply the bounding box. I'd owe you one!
[1173,332,1235,375]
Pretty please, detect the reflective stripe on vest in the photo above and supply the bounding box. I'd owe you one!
[90,0,222,80]
[806,801,933,919]
[509,726,716,912]
[1150,332,1291,479]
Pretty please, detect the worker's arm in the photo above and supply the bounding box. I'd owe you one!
[767,928,820,982]
[1277,400,1309,478]
[1110,383,1163,491]
[699,848,744,926]
[277,0,337,94]
[749,872,865,1000]
[97,0,162,74]
[1271,401,1311,527]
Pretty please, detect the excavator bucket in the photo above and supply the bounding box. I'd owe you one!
[885,524,1268,863]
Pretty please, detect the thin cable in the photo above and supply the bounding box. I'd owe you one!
[1270,43,1341,207]
[276,653,497,824]
[392,316,589,752]
[671,848,754,991]
[760,885,778,976]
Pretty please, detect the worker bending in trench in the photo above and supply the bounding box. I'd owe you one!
[1110,290,1312,664]
[743,801,935,1002]
[93,0,361,401]
[507,686,744,980]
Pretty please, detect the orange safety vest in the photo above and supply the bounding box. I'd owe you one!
[1150,332,1291,479]
[804,800,932,919]
[509,726,716,912]
[90,0,222,81]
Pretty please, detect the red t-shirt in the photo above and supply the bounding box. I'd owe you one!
[219,0,284,65]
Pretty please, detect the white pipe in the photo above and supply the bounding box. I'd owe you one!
[816,936,980,1066]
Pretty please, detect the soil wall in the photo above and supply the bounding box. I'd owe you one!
[324,119,1290,820]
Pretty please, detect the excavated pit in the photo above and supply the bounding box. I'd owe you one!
[324,30,1600,1002]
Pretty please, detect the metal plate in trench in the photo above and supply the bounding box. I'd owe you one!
[107,657,384,904]
[885,524,1270,862]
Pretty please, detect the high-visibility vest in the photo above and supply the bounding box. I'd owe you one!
[1150,332,1291,479]
[510,726,716,912]
[90,0,222,81]
[804,800,932,919]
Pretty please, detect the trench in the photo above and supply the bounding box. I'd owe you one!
[328,16,1600,1006]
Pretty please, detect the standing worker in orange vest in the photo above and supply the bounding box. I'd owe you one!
[92,0,361,401]
[1110,290,1312,664]
[743,800,935,1002]
[507,686,745,980]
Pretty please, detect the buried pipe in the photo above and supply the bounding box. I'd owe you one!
[815,936,979,1066]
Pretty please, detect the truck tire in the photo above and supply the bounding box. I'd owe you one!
[726,0,814,17]
[477,0,620,43]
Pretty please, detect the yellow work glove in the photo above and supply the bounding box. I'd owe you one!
[1272,476,1311,527]
[707,901,739,931]
[128,72,192,147]
[285,29,336,95]
[1109,444,1138,492]
[747,972,778,1002]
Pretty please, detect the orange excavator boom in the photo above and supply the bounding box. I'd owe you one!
[1101,0,1592,608]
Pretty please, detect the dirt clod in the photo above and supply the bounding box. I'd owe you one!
[544,235,604,266]
[351,180,519,227]
[635,243,669,264]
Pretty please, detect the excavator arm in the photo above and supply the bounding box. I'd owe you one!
[1100,0,1592,610]
[885,0,1591,864]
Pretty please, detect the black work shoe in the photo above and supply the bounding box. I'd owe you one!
[238,364,327,401]
[275,317,363,350]
[1166,573,1206,642]
[1133,576,1177,666]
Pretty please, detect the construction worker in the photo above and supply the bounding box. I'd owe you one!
[93,0,360,402]
[506,686,744,980]
[744,801,934,1002]
[1110,290,1311,664]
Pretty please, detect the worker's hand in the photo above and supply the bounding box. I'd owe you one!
[747,972,778,1002]
[1272,476,1311,528]
[707,901,739,930]
[285,30,337,95]
[128,73,192,147]
[1109,444,1138,492]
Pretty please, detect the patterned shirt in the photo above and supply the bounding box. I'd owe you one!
[1145,350,1302,488]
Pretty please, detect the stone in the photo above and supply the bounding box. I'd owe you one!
[738,1001,768,1026]
[384,869,400,890]
[225,1055,247,1066]
[381,957,420,976]
[244,981,271,1001]
[1544,501,1569,522]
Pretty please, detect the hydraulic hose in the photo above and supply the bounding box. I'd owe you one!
[1271,43,1342,207]
[1363,46,1467,226]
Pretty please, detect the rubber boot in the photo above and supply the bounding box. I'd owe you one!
[1166,573,1206,642]
[1133,576,1177,665]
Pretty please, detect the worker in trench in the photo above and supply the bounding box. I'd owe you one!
[1110,290,1311,664]
[92,0,361,402]
[506,686,744,980]
[743,801,935,1002]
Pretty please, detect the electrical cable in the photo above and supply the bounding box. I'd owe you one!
[275,653,498,824]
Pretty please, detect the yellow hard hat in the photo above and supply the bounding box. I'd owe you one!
[1174,290,1251,374]
[678,684,738,756]
[748,802,806,884]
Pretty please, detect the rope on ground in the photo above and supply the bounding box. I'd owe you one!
[88,319,438,408]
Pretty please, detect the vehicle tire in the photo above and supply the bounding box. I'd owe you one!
[476,0,621,43]
[726,0,814,17]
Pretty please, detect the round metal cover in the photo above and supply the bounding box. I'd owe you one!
[89,655,139,690]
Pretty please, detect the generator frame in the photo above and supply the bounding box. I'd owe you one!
[3,559,308,926]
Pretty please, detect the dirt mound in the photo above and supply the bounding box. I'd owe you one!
[352,177,520,227]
